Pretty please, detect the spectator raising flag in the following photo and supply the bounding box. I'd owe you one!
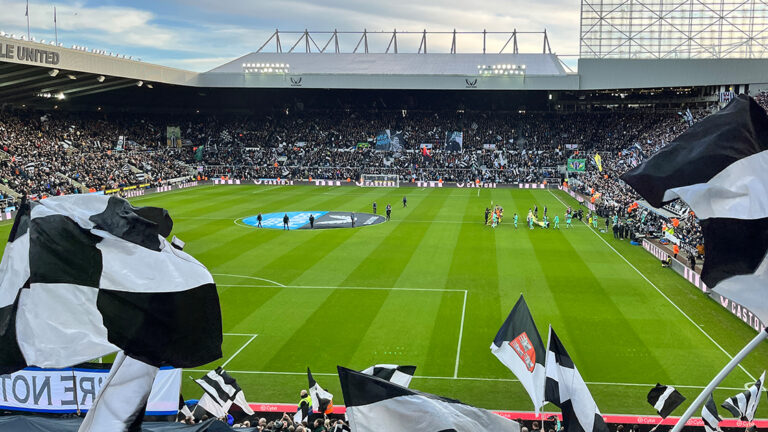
[337,366,520,432]
[308,367,334,415]
[721,371,765,421]
[194,367,254,416]
[702,394,723,432]
[360,364,417,388]
[544,326,609,432]
[621,95,768,324]
[647,384,686,418]
[491,295,547,414]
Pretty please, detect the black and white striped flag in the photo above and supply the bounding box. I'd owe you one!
[338,366,520,432]
[702,394,722,432]
[491,295,547,414]
[308,367,334,414]
[0,195,223,374]
[621,95,768,323]
[544,326,609,432]
[647,384,686,418]
[360,364,416,388]
[721,371,765,421]
[194,367,254,416]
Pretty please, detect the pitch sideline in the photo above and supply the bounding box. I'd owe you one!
[547,189,756,381]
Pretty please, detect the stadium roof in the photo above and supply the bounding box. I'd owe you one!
[2,33,768,106]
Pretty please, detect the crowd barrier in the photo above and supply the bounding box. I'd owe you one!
[558,186,597,211]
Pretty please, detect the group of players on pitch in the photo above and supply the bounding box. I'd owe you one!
[484,204,598,230]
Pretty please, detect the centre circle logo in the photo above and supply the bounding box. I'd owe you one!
[240,211,386,230]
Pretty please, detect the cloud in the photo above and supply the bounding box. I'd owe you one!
[0,0,582,71]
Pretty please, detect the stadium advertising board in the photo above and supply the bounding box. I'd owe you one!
[0,366,180,415]
[642,239,767,332]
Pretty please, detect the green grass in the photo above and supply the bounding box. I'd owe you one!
[2,185,767,416]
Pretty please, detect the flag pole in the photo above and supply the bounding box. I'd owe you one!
[54,6,57,45]
[25,0,30,40]
[669,329,768,432]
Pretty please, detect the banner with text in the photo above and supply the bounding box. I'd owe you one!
[0,365,181,415]
[375,130,392,151]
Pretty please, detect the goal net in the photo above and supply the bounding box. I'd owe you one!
[359,174,399,187]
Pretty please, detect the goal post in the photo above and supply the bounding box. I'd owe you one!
[359,174,400,187]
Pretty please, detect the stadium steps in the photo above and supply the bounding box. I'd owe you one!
[55,173,89,193]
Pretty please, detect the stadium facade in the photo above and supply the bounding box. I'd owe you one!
[1,24,767,112]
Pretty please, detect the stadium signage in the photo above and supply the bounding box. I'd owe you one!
[313,179,342,186]
[465,78,478,88]
[356,180,397,187]
[716,295,766,332]
[415,181,442,188]
[0,366,180,415]
[456,182,497,188]
[290,77,303,87]
[0,43,60,65]
[253,178,294,185]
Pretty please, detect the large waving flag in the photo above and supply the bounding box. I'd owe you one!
[544,326,609,432]
[491,295,546,413]
[308,367,334,414]
[361,364,416,388]
[338,366,520,432]
[703,394,722,432]
[647,384,686,418]
[621,95,768,323]
[0,195,222,373]
[721,371,765,421]
[194,367,254,416]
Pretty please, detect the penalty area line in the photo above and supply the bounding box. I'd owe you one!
[454,290,467,378]
[213,273,286,287]
[547,189,756,382]
[221,334,258,368]
[216,283,465,293]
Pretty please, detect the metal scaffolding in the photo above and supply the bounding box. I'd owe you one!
[580,0,768,58]
[255,29,553,54]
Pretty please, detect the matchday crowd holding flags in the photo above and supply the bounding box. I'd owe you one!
[3,93,768,430]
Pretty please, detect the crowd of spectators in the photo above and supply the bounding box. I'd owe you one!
[0,111,192,207]
[3,92,767,258]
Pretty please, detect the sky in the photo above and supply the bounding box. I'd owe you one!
[0,0,582,72]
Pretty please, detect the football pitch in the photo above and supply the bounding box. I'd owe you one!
[2,185,767,416]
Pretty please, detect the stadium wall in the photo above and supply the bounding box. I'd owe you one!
[578,58,768,90]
